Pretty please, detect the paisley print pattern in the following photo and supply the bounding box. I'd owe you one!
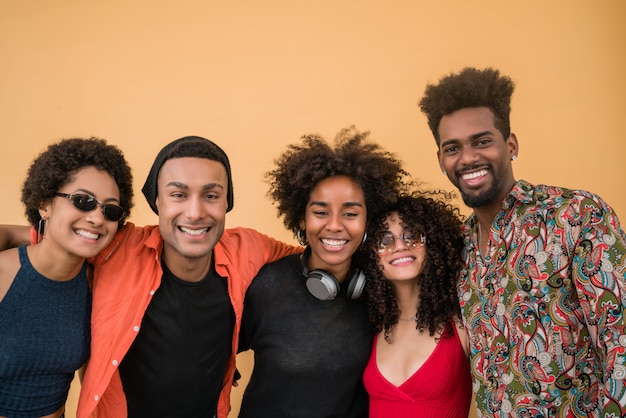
[459,180,626,418]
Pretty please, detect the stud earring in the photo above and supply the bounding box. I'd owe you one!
[511,155,517,161]
[442,170,447,176]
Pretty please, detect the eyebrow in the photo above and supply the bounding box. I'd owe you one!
[470,130,494,139]
[165,182,225,191]
[440,130,494,148]
[308,201,364,208]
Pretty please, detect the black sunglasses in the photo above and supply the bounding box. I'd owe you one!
[55,193,125,222]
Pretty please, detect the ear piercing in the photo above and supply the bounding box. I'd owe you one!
[511,155,517,161]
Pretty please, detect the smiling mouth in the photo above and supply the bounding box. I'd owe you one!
[390,256,415,265]
[320,239,347,248]
[460,169,488,181]
[76,229,99,240]
[178,226,210,236]
[458,168,489,187]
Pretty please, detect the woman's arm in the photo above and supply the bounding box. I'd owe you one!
[0,225,31,250]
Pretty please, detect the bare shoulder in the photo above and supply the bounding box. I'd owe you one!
[0,247,21,303]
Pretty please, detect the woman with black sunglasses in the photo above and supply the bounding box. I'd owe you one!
[361,191,472,417]
[0,137,133,418]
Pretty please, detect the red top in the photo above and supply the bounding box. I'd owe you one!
[363,323,472,418]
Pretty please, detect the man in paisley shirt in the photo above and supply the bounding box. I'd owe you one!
[418,67,626,418]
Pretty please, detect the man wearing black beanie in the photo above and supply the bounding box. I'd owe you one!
[75,136,300,418]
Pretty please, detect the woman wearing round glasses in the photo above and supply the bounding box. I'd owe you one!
[362,192,472,417]
[0,138,133,417]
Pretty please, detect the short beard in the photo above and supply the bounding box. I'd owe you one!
[460,178,502,208]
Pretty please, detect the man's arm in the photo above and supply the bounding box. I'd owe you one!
[570,197,626,417]
[0,225,32,250]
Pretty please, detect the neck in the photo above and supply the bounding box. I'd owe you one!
[27,242,84,281]
[305,249,352,282]
[162,248,212,283]
[333,266,351,283]
[472,177,516,227]
[473,205,499,230]
[391,280,420,320]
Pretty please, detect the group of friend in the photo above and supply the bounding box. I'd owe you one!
[1,67,625,418]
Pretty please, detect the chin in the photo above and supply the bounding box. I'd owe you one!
[461,191,498,208]
[182,247,214,259]
[73,249,103,259]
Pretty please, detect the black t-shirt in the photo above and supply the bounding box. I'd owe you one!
[239,254,372,418]
[119,259,234,417]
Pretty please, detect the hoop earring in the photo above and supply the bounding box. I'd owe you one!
[361,232,368,245]
[37,219,46,243]
[296,229,308,246]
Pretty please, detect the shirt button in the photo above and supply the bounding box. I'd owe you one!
[133,325,140,332]
[94,395,99,401]
[112,360,119,366]
[149,290,155,295]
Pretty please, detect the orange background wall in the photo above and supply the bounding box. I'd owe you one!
[1,2,624,417]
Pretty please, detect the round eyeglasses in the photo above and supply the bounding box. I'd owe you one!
[55,193,125,222]
[376,230,426,254]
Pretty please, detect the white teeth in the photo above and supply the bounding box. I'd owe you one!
[76,230,99,240]
[321,239,347,247]
[391,256,414,265]
[179,226,208,236]
[461,169,488,180]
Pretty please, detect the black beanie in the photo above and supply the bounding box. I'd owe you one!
[141,136,234,214]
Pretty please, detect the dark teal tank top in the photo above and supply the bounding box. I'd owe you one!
[0,245,91,416]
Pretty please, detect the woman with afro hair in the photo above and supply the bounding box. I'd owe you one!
[0,137,133,417]
[238,126,409,418]
[362,191,472,417]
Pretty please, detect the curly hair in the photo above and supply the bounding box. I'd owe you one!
[363,190,465,338]
[21,137,134,229]
[266,126,410,236]
[418,67,515,144]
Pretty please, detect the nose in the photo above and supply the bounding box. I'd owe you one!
[391,235,409,251]
[85,206,106,226]
[325,213,343,232]
[185,195,205,220]
[458,145,479,166]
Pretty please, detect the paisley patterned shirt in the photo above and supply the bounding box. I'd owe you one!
[459,180,626,418]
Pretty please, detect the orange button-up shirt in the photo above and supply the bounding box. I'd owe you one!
[72,223,300,418]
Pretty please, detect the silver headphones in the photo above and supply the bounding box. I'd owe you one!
[301,247,365,301]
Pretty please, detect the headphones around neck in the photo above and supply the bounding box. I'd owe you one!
[301,246,365,301]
